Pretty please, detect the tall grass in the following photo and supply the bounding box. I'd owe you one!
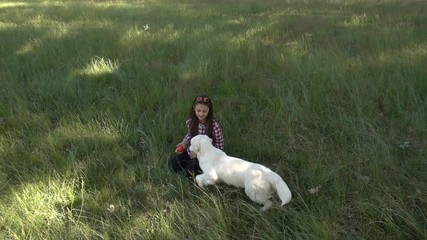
[1,0,426,239]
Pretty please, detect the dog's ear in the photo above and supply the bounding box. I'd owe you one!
[191,138,200,153]
[195,141,200,152]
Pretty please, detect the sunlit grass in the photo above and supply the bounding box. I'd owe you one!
[0,177,76,237]
[16,38,42,55]
[120,24,150,43]
[341,13,379,26]
[0,2,28,8]
[403,42,427,56]
[0,21,18,30]
[78,57,121,77]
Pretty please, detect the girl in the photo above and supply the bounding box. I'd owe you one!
[171,95,224,178]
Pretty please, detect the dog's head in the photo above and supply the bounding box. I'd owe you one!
[189,134,213,155]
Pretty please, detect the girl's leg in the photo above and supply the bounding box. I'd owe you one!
[183,159,203,178]
[170,155,182,172]
[170,151,191,172]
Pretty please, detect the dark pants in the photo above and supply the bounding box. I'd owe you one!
[170,150,202,178]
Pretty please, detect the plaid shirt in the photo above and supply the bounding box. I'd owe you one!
[183,119,224,150]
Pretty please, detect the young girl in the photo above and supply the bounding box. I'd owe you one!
[171,95,224,178]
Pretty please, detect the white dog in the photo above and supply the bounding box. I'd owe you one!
[189,135,292,211]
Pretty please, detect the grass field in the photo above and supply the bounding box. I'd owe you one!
[1,0,426,239]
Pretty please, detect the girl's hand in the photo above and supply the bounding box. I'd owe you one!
[175,143,185,153]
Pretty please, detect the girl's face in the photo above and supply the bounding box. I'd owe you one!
[193,103,210,123]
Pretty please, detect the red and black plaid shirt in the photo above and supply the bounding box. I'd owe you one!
[183,119,224,150]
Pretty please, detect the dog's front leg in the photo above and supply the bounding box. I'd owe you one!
[195,174,208,189]
[196,174,216,189]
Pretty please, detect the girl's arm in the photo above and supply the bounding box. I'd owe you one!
[180,119,191,147]
[212,121,224,150]
[179,120,192,156]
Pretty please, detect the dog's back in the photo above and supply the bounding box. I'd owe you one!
[191,134,291,210]
[217,154,292,207]
[214,155,254,187]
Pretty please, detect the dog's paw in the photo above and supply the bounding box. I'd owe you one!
[197,183,205,189]
[260,200,273,211]
[195,180,205,189]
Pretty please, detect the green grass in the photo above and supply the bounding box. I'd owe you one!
[1,0,426,239]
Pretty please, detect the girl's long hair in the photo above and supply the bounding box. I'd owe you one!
[189,95,214,138]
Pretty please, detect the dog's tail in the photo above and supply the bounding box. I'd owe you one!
[267,171,292,206]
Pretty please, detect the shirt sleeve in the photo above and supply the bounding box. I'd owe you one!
[212,120,224,150]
